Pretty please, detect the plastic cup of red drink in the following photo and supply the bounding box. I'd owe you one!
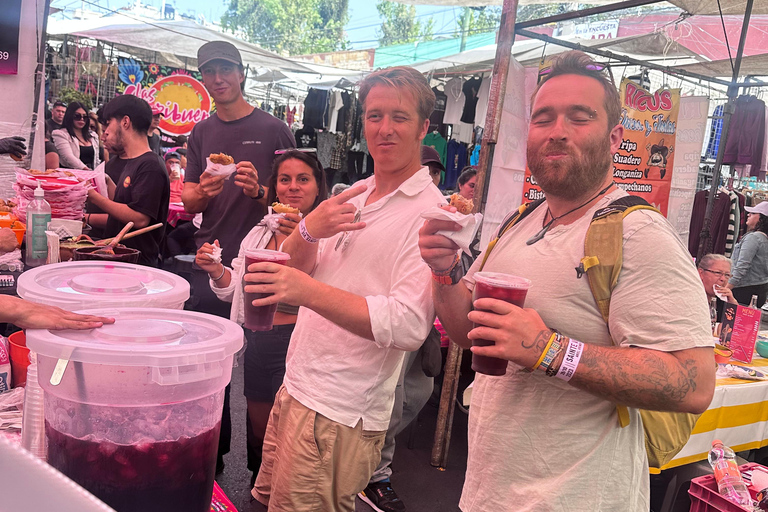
[243,249,291,331]
[472,272,532,376]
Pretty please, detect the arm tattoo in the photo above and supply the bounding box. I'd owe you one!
[575,346,700,410]
[522,329,551,353]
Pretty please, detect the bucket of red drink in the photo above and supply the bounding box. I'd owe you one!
[472,272,532,376]
[243,249,291,331]
[26,308,243,512]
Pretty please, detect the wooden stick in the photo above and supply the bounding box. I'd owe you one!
[99,223,163,245]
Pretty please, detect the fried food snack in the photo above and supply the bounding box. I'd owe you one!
[449,193,474,215]
[272,202,300,215]
[209,153,234,165]
[9,153,22,162]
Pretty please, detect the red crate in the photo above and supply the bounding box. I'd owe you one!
[688,463,761,512]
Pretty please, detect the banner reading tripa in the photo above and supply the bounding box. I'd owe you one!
[615,78,680,216]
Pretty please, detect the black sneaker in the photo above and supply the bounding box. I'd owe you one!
[358,481,406,512]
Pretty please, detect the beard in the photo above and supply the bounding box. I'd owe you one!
[527,134,612,201]
[105,126,125,156]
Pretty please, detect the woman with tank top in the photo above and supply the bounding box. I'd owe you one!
[195,149,328,485]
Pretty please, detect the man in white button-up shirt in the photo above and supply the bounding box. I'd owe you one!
[245,66,446,512]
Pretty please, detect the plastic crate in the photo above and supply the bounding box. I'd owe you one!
[688,463,760,512]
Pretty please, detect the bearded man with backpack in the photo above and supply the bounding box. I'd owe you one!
[418,51,716,511]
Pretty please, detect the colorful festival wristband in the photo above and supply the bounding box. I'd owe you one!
[528,330,557,373]
[298,218,319,244]
[556,338,584,382]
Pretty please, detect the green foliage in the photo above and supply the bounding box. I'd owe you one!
[376,1,434,47]
[453,7,501,38]
[57,88,93,110]
[221,0,349,56]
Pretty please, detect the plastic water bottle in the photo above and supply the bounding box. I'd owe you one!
[708,439,752,507]
[25,183,51,268]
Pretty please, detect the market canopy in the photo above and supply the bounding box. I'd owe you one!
[47,17,315,74]
[676,53,768,77]
[412,31,703,75]
[395,0,768,16]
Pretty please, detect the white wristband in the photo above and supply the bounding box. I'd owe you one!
[298,218,318,244]
[556,338,584,382]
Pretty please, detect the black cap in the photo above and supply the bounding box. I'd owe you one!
[421,145,445,171]
[197,41,243,69]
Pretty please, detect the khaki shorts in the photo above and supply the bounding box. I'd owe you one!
[252,385,386,512]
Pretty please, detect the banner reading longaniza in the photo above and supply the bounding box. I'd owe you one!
[521,78,680,216]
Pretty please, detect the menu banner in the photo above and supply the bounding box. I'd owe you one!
[720,303,762,363]
[0,0,21,75]
[520,79,681,216]
[117,58,212,136]
[615,79,680,216]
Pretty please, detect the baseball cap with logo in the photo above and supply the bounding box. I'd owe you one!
[197,41,243,69]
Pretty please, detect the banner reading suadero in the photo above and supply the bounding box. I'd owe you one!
[117,58,212,137]
[521,78,680,216]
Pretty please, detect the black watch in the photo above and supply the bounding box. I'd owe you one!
[255,184,265,199]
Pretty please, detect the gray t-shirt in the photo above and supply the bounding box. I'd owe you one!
[459,189,713,512]
[185,108,295,265]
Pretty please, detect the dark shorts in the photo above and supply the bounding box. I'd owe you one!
[243,324,295,403]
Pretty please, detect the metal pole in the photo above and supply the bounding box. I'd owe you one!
[696,0,754,261]
[431,0,519,470]
[27,0,53,170]
[515,0,663,30]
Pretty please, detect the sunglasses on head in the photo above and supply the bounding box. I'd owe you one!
[538,62,615,86]
[275,148,317,155]
[73,113,88,121]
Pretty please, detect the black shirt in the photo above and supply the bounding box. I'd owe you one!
[148,132,162,156]
[80,145,95,169]
[46,119,62,136]
[460,77,482,124]
[104,151,169,266]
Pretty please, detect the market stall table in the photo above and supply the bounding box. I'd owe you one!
[662,346,768,471]
[168,202,194,228]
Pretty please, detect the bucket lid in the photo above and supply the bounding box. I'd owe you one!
[17,261,190,310]
[26,308,244,366]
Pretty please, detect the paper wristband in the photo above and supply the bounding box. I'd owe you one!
[556,338,584,382]
[298,219,319,244]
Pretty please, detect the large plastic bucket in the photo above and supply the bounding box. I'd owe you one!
[17,261,190,311]
[26,308,243,512]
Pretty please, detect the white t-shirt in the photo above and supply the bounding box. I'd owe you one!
[459,189,713,512]
[285,167,446,431]
[443,77,466,125]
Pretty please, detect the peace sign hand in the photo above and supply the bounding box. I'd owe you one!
[303,184,368,240]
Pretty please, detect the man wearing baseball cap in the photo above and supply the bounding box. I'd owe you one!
[181,40,295,475]
[148,105,164,156]
[421,145,445,188]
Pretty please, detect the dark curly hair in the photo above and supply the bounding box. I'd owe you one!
[266,150,328,211]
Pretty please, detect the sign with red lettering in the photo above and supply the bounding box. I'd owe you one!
[720,303,762,363]
[117,58,212,136]
[615,78,680,216]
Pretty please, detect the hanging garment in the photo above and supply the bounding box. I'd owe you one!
[303,89,329,130]
[460,77,483,124]
[723,96,766,169]
[443,78,465,125]
[423,131,447,166]
[688,189,734,257]
[474,76,492,129]
[445,140,468,190]
[470,144,481,166]
[295,126,317,149]
[430,87,447,134]
[725,190,739,258]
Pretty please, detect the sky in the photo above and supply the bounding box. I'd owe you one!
[52,0,462,49]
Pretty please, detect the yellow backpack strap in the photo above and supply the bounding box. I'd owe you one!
[581,196,660,428]
[478,199,545,272]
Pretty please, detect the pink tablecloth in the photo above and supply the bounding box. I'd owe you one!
[168,203,194,228]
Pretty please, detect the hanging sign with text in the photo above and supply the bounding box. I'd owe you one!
[0,0,21,75]
[117,58,212,136]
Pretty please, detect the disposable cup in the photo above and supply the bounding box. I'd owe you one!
[472,272,532,376]
[8,331,29,387]
[243,249,291,331]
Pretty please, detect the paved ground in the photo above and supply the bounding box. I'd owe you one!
[215,359,469,512]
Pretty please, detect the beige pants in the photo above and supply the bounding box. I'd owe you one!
[252,385,386,512]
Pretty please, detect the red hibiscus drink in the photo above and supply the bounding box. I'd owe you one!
[243,249,291,331]
[472,272,532,376]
